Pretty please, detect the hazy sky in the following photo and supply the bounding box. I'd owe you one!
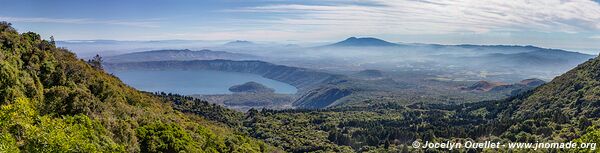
[2,0,600,53]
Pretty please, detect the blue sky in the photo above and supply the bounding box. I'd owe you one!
[2,0,600,54]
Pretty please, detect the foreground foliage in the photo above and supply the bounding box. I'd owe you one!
[0,22,276,152]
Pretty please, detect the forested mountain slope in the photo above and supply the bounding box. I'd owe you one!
[494,54,600,143]
[0,22,276,152]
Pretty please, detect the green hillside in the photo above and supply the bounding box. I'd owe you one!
[0,22,276,152]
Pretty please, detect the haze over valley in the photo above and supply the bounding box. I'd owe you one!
[93,36,595,110]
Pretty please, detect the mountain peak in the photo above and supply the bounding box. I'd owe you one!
[327,37,399,47]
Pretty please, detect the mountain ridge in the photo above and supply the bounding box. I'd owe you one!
[103,49,259,63]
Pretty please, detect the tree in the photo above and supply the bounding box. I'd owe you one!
[136,122,195,153]
[0,21,14,31]
[49,36,55,45]
[87,54,103,70]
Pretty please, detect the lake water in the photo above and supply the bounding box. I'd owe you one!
[109,70,297,95]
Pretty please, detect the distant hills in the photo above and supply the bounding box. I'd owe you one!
[462,80,509,92]
[454,49,593,71]
[309,37,594,81]
[103,49,259,63]
[323,37,400,47]
[218,40,303,52]
[320,37,592,61]
[62,37,594,77]
[223,40,257,47]
[519,78,545,86]
[324,37,592,55]
[461,78,545,92]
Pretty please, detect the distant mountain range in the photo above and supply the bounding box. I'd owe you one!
[319,37,592,63]
[103,49,259,63]
[309,37,595,81]
[324,37,592,55]
[453,49,593,71]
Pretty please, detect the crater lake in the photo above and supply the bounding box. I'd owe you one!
[109,69,298,95]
